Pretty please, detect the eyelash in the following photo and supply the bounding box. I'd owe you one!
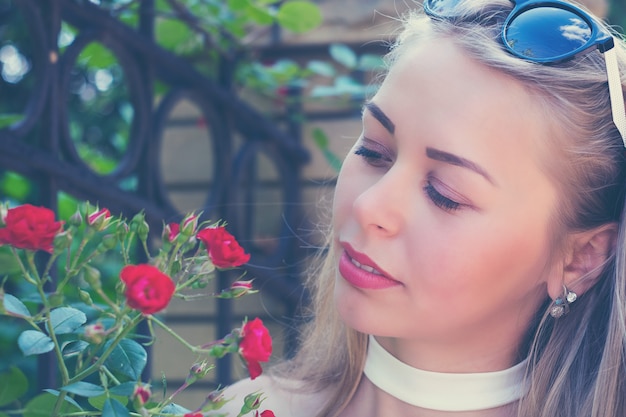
[354,145,463,212]
[424,182,461,212]
[354,145,391,167]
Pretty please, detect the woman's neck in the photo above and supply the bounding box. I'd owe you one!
[341,376,517,417]
[342,336,526,417]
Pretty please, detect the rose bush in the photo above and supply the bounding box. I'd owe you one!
[0,202,275,417]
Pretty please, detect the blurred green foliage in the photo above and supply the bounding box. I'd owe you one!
[609,0,626,32]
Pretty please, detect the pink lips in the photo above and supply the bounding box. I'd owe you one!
[338,244,401,290]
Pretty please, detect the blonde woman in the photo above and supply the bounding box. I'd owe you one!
[213,0,626,415]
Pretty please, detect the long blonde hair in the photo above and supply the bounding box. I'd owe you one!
[276,1,626,416]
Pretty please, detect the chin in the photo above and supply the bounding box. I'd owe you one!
[333,276,393,336]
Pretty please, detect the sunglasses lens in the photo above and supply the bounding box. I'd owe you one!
[505,7,593,60]
[425,0,463,17]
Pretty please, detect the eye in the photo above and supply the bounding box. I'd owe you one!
[354,145,393,168]
[424,181,461,212]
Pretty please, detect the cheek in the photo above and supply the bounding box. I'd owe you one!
[412,214,554,306]
[332,155,364,226]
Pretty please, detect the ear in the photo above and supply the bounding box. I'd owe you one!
[553,223,617,297]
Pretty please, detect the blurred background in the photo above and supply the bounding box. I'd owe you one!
[0,0,624,409]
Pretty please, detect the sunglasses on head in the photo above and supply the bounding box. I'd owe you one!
[423,0,626,146]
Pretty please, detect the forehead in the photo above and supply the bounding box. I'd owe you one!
[374,36,556,178]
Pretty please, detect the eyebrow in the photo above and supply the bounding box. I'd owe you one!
[363,102,494,185]
[364,101,395,134]
[426,147,496,185]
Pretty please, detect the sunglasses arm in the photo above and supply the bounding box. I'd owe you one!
[605,47,626,147]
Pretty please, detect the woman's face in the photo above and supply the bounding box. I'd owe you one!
[332,37,564,371]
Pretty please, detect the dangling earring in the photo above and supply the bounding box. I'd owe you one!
[549,286,578,318]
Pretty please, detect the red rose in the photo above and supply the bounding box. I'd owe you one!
[183,413,203,417]
[120,264,175,315]
[239,318,272,380]
[0,204,64,253]
[197,226,250,268]
[256,411,276,417]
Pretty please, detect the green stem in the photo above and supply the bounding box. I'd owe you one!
[68,232,92,273]
[95,287,120,313]
[149,316,207,354]
[162,380,190,406]
[10,248,37,285]
[102,365,121,386]
[67,313,143,384]
[51,391,69,417]
[164,241,186,274]
[25,252,41,282]
[141,239,151,259]
[41,253,59,286]
[57,251,99,292]
[35,282,71,387]
[121,231,136,265]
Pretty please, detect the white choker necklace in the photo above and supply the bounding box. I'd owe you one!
[363,335,528,412]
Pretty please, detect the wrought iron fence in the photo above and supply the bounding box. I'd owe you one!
[0,0,313,390]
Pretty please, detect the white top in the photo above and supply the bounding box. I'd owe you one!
[363,335,528,411]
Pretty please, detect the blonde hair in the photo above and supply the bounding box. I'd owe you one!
[276,1,626,416]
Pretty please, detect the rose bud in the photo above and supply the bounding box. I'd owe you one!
[180,213,199,237]
[84,265,102,291]
[218,280,257,299]
[84,323,106,344]
[132,384,151,406]
[87,208,112,231]
[164,222,180,243]
[53,230,73,254]
[68,209,83,227]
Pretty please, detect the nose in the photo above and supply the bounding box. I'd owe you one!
[352,166,411,236]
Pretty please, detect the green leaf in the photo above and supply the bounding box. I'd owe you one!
[103,338,147,380]
[79,42,116,69]
[43,390,83,409]
[311,128,342,172]
[227,0,250,11]
[0,114,23,129]
[3,294,31,318]
[330,43,357,69]
[49,307,87,335]
[156,18,194,51]
[88,392,129,411]
[312,127,329,148]
[109,382,136,396]
[357,54,385,71]
[0,171,31,201]
[62,381,105,398]
[0,367,28,406]
[276,1,322,33]
[247,5,274,25]
[161,403,190,413]
[102,397,131,417]
[23,392,82,417]
[62,340,90,358]
[0,412,10,417]
[18,330,54,356]
[306,60,336,77]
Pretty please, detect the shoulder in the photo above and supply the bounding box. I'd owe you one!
[207,375,325,417]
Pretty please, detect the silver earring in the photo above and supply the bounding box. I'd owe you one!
[549,287,578,318]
